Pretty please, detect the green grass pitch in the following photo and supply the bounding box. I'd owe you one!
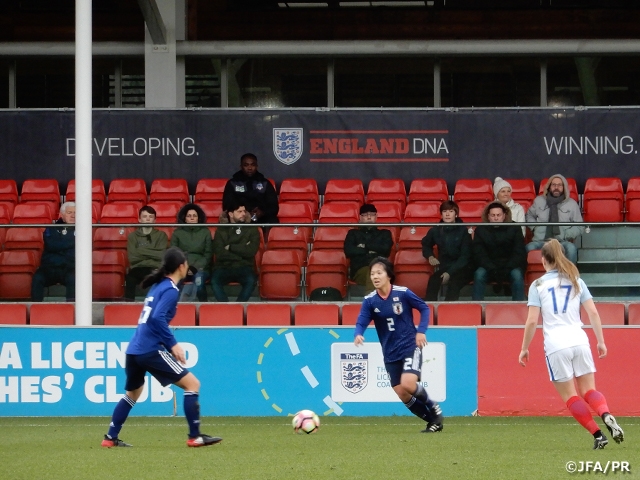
[0,416,637,480]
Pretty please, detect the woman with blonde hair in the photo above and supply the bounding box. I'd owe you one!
[519,239,623,450]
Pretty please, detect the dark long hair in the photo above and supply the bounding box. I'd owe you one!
[141,247,187,288]
[369,256,395,284]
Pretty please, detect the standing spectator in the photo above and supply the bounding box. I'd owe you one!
[31,201,76,302]
[472,201,527,301]
[125,206,168,301]
[526,174,584,264]
[421,200,473,301]
[344,204,394,290]
[493,177,525,235]
[170,203,212,302]
[222,153,279,226]
[211,200,260,302]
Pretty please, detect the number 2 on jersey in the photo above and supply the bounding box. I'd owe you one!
[547,285,571,314]
[386,317,395,331]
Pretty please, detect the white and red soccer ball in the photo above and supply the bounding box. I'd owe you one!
[292,409,320,434]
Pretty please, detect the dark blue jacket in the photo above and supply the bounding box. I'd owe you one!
[40,219,75,269]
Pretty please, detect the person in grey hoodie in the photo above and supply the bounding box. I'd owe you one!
[526,174,584,264]
[171,203,212,301]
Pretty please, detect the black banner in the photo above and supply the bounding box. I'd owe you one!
[1,108,639,192]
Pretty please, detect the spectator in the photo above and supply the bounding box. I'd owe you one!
[125,206,168,301]
[31,201,76,301]
[211,200,260,302]
[221,153,279,226]
[526,174,584,264]
[493,177,525,235]
[344,204,394,290]
[421,200,473,301]
[472,201,527,301]
[170,203,212,302]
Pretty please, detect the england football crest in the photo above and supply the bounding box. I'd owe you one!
[392,303,403,315]
[273,128,303,165]
[340,353,368,394]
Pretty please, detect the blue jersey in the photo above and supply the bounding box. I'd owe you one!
[354,285,430,362]
[126,277,180,355]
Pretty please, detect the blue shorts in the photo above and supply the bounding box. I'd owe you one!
[124,350,189,391]
[384,346,423,387]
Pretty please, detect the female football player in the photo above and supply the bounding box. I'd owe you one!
[519,239,624,449]
[354,256,443,433]
[102,247,222,448]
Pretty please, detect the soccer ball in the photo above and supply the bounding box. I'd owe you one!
[292,409,320,434]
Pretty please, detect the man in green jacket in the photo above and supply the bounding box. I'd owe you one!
[211,200,260,302]
[125,206,168,300]
[171,203,213,301]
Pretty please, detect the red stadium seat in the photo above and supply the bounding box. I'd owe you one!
[524,249,545,290]
[259,249,303,300]
[323,179,365,206]
[436,303,482,326]
[266,226,311,262]
[12,203,53,224]
[457,202,486,224]
[0,250,38,299]
[366,179,407,214]
[194,179,227,204]
[172,304,196,326]
[625,177,640,222]
[0,179,19,219]
[99,202,140,224]
[341,303,362,325]
[398,226,431,251]
[371,202,402,223]
[147,202,182,225]
[196,202,223,224]
[0,303,28,324]
[582,177,624,223]
[393,249,433,299]
[0,203,10,224]
[279,179,319,219]
[453,179,493,203]
[20,179,61,217]
[93,227,134,252]
[312,226,352,251]
[199,304,244,326]
[628,303,640,326]
[318,202,359,224]
[4,228,44,258]
[107,178,148,205]
[539,177,579,203]
[92,250,127,299]
[103,303,195,326]
[29,303,74,325]
[484,303,528,326]
[580,302,624,326]
[149,178,190,204]
[294,304,339,326]
[246,303,292,326]
[305,250,349,299]
[408,179,448,204]
[277,202,315,224]
[403,202,441,223]
[65,179,106,217]
[505,178,536,212]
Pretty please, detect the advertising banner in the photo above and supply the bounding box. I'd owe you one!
[1,108,640,191]
[0,326,476,417]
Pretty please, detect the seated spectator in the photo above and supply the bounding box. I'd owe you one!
[221,153,279,226]
[170,203,212,302]
[493,177,525,235]
[472,201,527,301]
[526,174,584,264]
[344,204,394,290]
[125,206,168,301]
[421,200,473,301]
[31,201,76,302]
[211,200,260,302]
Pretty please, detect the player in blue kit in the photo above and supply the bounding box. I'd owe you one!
[519,239,624,450]
[354,256,444,433]
[102,247,222,448]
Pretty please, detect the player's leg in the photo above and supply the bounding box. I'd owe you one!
[175,373,223,447]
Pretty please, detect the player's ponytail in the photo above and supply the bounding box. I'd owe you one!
[541,239,580,294]
[141,247,187,288]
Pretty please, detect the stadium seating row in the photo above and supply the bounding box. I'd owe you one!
[1,176,639,224]
[0,301,636,326]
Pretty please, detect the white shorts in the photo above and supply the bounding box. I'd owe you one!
[545,345,596,383]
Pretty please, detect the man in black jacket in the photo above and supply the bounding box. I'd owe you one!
[31,202,76,301]
[222,153,279,225]
[472,201,527,301]
[343,204,394,290]
[422,200,473,301]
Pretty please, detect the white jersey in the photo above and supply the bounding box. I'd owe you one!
[527,269,592,355]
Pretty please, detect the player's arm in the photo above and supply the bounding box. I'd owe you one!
[405,290,429,348]
[519,306,540,366]
[582,298,607,358]
[146,290,179,351]
[354,299,372,345]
